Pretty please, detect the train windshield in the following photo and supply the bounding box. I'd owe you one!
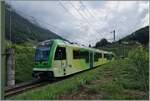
[35,46,50,62]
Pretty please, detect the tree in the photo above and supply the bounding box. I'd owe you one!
[95,38,109,48]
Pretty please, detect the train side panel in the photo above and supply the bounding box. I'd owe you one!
[52,46,90,77]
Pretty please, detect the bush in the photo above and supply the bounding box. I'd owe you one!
[128,46,149,92]
[14,45,35,83]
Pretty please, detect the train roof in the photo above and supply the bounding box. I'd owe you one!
[55,39,112,54]
[39,39,113,54]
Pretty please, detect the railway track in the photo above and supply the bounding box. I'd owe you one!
[5,80,50,98]
[4,65,104,98]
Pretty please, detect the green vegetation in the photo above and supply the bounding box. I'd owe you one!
[128,46,149,93]
[100,41,139,57]
[121,26,149,45]
[5,4,65,44]
[9,46,148,100]
[95,38,110,48]
[11,44,35,83]
[5,4,149,100]
[94,26,149,57]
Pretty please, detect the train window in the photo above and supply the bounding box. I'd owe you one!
[104,54,111,60]
[82,51,89,63]
[94,53,102,61]
[99,53,102,58]
[73,50,89,62]
[54,47,66,60]
[94,53,99,61]
[73,50,80,59]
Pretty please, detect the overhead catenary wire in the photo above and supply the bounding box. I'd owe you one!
[58,0,98,45]
[58,0,85,36]
[80,1,112,39]
[58,0,82,22]
[80,1,117,42]
[58,1,111,44]
[69,1,95,29]
[58,0,88,33]
[10,2,115,46]
[80,1,102,25]
[69,1,106,39]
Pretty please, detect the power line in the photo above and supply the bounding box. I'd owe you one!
[58,0,84,30]
[58,1,102,44]
[70,1,108,42]
[80,1,102,25]
[70,2,92,26]
[80,1,111,39]
[80,1,95,19]
[58,1,80,21]
[63,1,117,44]
[69,1,102,36]
[11,3,112,46]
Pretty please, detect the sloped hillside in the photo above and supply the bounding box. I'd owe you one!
[5,5,65,44]
[94,26,149,57]
[120,26,149,45]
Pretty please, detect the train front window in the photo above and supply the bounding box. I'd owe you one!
[35,47,50,62]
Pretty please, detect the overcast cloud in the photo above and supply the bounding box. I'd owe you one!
[7,1,149,46]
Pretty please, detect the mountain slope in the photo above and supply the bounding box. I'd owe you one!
[120,26,149,45]
[94,26,149,57]
[5,5,65,44]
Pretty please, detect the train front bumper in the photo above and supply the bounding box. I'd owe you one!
[32,68,54,80]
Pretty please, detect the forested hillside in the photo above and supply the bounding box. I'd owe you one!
[5,5,65,44]
[94,26,149,57]
[120,26,149,45]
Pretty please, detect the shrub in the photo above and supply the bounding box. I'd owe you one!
[128,46,149,92]
[14,45,35,83]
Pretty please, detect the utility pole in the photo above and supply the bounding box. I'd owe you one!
[7,4,15,86]
[1,1,5,99]
[113,30,115,42]
[110,30,115,42]
[9,6,12,44]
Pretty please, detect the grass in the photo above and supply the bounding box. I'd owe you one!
[8,58,148,100]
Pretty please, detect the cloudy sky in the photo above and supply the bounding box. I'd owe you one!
[7,1,149,46]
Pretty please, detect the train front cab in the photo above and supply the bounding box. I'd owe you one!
[32,41,55,80]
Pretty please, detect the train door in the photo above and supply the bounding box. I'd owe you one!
[89,52,93,68]
[55,46,67,75]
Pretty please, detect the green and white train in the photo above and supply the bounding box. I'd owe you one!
[32,39,114,80]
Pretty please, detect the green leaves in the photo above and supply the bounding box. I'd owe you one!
[128,46,149,92]
[14,45,35,83]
